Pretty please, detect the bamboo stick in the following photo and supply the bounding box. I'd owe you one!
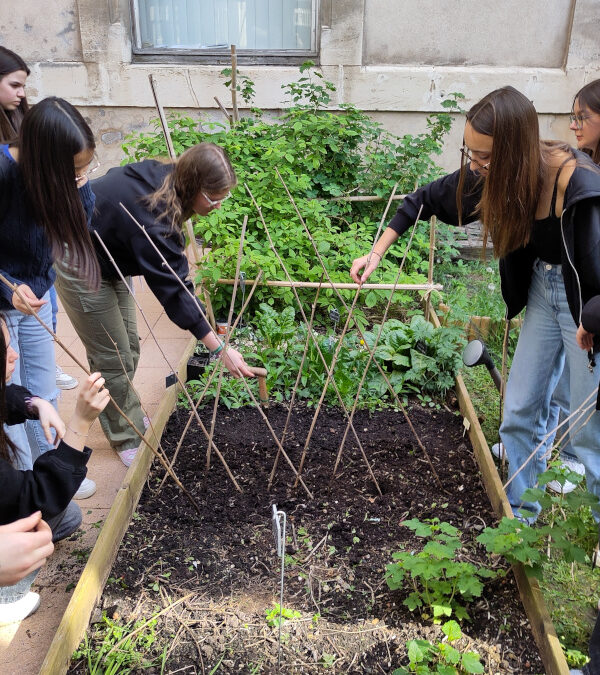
[148,73,216,330]
[274,168,445,493]
[217,279,442,292]
[93,231,243,494]
[424,215,437,322]
[326,194,407,202]
[230,45,239,124]
[214,95,232,124]
[246,182,383,497]
[0,272,202,514]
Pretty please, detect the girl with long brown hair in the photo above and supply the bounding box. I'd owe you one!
[351,86,600,522]
[55,142,254,466]
[0,46,28,145]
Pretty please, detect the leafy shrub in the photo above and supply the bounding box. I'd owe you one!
[385,518,499,623]
[121,63,464,319]
[394,620,484,674]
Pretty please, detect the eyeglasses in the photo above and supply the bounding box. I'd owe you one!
[569,113,594,129]
[201,190,230,207]
[460,145,490,171]
[75,154,100,184]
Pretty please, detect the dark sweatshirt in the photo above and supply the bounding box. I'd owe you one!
[0,385,91,525]
[89,160,211,339]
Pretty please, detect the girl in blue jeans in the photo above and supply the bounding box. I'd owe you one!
[0,96,100,495]
[351,86,600,522]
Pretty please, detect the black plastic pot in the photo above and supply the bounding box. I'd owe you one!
[186,352,210,382]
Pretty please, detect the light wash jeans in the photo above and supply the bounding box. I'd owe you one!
[500,260,600,519]
[3,294,60,470]
[546,362,576,459]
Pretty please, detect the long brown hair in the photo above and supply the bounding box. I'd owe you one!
[146,143,237,230]
[457,86,551,259]
[0,317,17,464]
[0,47,30,144]
[573,79,600,165]
[19,97,101,289]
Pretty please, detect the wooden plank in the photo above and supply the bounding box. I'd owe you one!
[430,308,568,674]
[39,336,197,675]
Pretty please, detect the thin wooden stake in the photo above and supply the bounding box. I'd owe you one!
[424,215,436,322]
[93,230,242,493]
[148,73,216,330]
[205,216,247,470]
[245,183,381,497]
[268,278,323,487]
[230,45,239,124]
[274,168,445,494]
[0,271,202,513]
[214,95,232,124]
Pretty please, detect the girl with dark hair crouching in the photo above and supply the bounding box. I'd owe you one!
[55,142,255,467]
[0,96,100,500]
[0,315,109,624]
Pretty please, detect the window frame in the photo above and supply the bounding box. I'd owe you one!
[129,0,320,64]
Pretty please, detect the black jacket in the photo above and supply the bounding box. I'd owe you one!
[0,385,91,525]
[388,153,600,325]
[90,160,210,339]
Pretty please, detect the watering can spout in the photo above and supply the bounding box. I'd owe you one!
[462,339,503,392]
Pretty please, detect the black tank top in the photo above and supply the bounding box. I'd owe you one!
[529,160,570,264]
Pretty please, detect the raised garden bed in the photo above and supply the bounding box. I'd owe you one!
[69,401,546,673]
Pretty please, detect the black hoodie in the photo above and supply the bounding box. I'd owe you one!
[388,151,600,328]
[89,160,211,339]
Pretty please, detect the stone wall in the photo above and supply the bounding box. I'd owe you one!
[0,0,598,174]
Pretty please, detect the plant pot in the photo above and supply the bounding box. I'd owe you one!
[186,352,210,382]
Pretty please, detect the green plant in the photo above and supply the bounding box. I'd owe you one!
[364,315,466,398]
[71,613,167,674]
[121,63,462,319]
[393,620,484,674]
[220,67,256,105]
[265,603,301,628]
[386,518,499,622]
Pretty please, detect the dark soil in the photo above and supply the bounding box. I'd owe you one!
[73,401,545,674]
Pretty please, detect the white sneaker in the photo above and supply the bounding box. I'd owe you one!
[491,442,506,460]
[0,592,40,625]
[117,446,138,467]
[56,365,78,390]
[547,457,585,495]
[74,477,97,499]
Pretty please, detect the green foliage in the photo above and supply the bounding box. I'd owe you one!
[385,518,499,623]
[121,63,462,319]
[364,316,466,398]
[265,603,301,628]
[220,67,256,105]
[71,613,167,674]
[182,312,465,411]
[477,467,600,578]
[393,621,484,674]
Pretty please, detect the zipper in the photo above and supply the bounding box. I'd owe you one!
[560,206,583,326]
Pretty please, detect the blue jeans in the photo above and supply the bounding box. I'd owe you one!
[3,294,60,470]
[49,284,58,333]
[500,260,600,519]
[546,363,577,460]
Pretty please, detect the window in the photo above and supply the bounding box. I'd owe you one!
[131,0,318,62]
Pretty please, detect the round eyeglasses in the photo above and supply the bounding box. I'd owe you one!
[569,113,594,130]
[460,145,490,171]
[201,190,231,207]
[75,154,100,184]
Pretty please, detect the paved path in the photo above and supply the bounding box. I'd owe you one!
[0,277,191,675]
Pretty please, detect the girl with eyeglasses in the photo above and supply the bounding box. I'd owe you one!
[351,86,600,523]
[54,142,255,467]
[0,97,99,499]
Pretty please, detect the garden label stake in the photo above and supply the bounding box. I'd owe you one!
[206,216,248,471]
[271,504,288,671]
[274,170,443,490]
[268,279,323,487]
[245,184,381,497]
[96,220,242,492]
[0,272,203,514]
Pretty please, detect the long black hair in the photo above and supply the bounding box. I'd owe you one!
[0,47,29,144]
[0,316,17,463]
[19,97,101,289]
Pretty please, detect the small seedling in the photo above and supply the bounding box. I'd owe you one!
[265,603,301,628]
